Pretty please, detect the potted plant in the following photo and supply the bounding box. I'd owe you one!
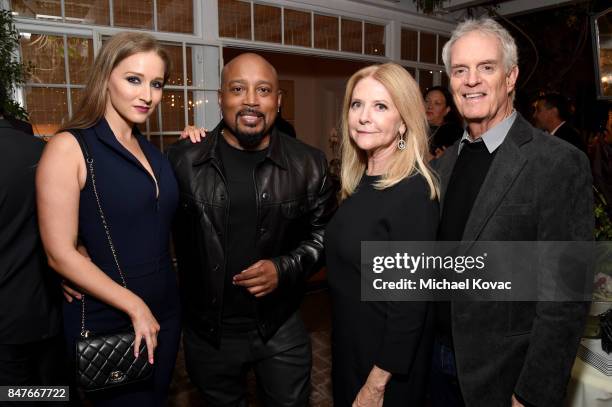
[0,9,31,120]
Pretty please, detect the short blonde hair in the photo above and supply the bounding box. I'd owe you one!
[339,63,439,201]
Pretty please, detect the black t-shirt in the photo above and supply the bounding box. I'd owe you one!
[218,135,268,327]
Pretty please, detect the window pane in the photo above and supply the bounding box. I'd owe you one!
[148,110,161,133]
[439,35,450,66]
[160,90,185,132]
[67,37,94,85]
[113,0,153,30]
[441,71,449,89]
[401,28,418,61]
[314,14,338,51]
[10,0,61,20]
[341,18,361,54]
[185,46,193,87]
[25,87,67,136]
[163,44,184,86]
[420,32,436,64]
[254,4,281,43]
[405,66,416,79]
[70,88,84,115]
[284,9,311,47]
[64,0,110,25]
[157,0,193,33]
[21,34,66,84]
[418,69,434,94]
[364,23,385,56]
[218,0,251,40]
[187,90,195,126]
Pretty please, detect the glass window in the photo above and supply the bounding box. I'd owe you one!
[70,88,84,114]
[418,69,434,94]
[157,0,193,33]
[25,87,68,136]
[64,0,110,25]
[20,34,66,84]
[441,71,449,89]
[439,35,450,66]
[67,37,94,85]
[218,0,252,40]
[185,46,194,87]
[405,66,416,79]
[113,0,154,30]
[314,14,338,51]
[401,28,418,61]
[10,0,61,20]
[420,32,437,64]
[159,90,186,132]
[341,18,361,54]
[254,4,281,44]
[284,9,311,47]
[364,23,385,56]
[163,44,185,87]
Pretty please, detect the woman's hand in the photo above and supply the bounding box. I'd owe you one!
[352,365,391,407]
[128,299,160,364]
[180,125,207,143]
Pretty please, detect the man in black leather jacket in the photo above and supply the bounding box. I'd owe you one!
[167,53,337,406]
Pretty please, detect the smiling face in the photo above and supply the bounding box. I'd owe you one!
[425,89,451,126]
[105,51,165,126]
[449,31,518,137]
[348,76,406,157]
[218,53,281,149]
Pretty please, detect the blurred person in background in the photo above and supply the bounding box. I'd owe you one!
[424,85,463,159]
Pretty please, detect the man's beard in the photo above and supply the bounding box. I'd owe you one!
[225,108,269,149]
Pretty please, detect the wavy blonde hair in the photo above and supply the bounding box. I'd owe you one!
[340,63,439,201]
[58,32,170,133]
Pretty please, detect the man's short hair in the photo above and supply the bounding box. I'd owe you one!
[535,93,571,121]
[442,18,518,76]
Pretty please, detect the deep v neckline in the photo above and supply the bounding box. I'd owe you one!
[117,134,160,199]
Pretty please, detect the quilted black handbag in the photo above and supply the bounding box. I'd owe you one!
[72,130,154,392]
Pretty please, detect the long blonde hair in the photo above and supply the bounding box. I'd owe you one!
[340,63,439,201]
[58,32,170,132]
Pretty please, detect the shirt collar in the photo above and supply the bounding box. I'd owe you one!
[550,121,565,135]
[458,110,517,155]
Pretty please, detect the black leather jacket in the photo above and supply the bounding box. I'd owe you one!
[167,123,337,346]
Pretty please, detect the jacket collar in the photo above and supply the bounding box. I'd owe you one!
[193,121,289,170]
[90,117,161,181]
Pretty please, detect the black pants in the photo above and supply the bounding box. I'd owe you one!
[184,313,311,407]
[0,335,70,407]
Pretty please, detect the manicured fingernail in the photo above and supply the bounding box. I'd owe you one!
[149,358,154,364]
[135,352,139,358]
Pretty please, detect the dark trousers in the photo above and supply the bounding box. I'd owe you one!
[429,336,465,407]
[184,313,311,407]
[0,335,70,407]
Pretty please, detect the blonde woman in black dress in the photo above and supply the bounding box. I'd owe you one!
[325,63,439,406]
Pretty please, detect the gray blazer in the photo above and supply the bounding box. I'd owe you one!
[436,113,594,407]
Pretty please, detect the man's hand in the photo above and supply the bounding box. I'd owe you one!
[61,280,82,302]
[352,365,390,407]
[179,125,207,143]
[511,394,525,407]
[233,260,279,297]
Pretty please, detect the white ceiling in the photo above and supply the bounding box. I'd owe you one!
[347,0,576,19]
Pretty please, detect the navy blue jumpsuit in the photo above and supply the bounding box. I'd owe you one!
[63,118,181,406]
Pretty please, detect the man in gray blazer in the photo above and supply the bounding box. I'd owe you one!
[432,18,594,407]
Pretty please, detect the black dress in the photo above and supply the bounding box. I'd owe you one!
[325,174,439,406]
